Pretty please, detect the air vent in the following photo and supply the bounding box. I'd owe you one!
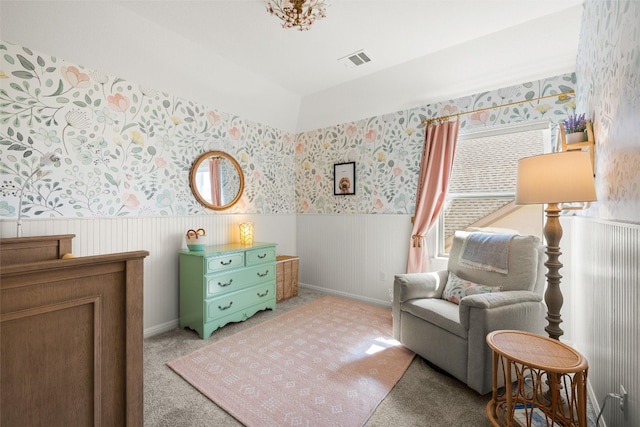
[338,50,372,68]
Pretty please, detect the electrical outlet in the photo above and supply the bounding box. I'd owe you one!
[620,385,627,414]
[379,271,386,281]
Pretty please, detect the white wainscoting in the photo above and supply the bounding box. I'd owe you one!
[572,217,639,427]
[296,214,414,307]
[1,214,296,337]
[5,213,636,426]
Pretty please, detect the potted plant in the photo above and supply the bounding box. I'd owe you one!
[562,113,588,143]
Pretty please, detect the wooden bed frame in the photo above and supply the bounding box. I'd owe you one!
[0,233,75,265]
[1,234,148,426]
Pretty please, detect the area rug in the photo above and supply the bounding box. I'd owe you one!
[167,295,415,427]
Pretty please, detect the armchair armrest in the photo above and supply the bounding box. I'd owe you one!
[460,290,546,394]
[394,271,449,303]
[392,271,448,341]
[458,290,544,331]
[460,290,542,309]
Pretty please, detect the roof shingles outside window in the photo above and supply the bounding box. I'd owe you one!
[443,128,544,240]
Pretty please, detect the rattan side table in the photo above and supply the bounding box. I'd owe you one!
[486,330,588,427]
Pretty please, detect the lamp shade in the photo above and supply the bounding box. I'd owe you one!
[239,222,254,245]
[516,151,596,205]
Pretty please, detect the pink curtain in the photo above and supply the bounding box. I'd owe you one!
[209,158,222,205]
[407,120,460,273]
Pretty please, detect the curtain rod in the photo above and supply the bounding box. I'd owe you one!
[420,90,575,125]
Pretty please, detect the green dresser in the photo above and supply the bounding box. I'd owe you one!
[179,242,277,339]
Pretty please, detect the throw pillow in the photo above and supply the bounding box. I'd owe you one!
[442,272,501,304]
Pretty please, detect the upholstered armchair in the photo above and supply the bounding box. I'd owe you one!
[392,231,546,395]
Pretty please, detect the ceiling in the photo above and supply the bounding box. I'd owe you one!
[118,0,584,97]
[1,0,584,131]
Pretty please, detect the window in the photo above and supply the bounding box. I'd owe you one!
[437,122,549,256]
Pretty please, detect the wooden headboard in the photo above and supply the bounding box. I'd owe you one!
[1,235,148,426]
[0,234,75,266]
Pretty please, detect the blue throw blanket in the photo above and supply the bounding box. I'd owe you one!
[459,232,516,274]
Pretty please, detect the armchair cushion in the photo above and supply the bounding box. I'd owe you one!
[441,272,502,304]
[402,298,467,339]
[448,231,543,293]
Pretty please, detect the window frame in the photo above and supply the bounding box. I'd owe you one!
[436,121,551,258]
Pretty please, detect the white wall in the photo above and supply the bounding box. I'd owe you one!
[296,8,580,132]
[0,215,296,337]
[571,218,639,427]
[296,214,413,306]
[1,1,581,135]
[0,1,301,132]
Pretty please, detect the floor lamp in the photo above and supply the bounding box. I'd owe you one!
[515,151,596,340]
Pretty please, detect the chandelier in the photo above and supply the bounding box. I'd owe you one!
[265,0,327,31]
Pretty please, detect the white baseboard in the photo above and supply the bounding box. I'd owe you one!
[587,379,604,427]
[299,283,391,308]
[144,285,390,338]
[144,319,180,338]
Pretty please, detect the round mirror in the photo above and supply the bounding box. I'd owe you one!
[189,151,244,210]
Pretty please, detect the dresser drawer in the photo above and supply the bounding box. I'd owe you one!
[205,264,276,296]
[205,252,245,273]
[180,242,277,339]
[205,282,275,321]
[246,246,276,266]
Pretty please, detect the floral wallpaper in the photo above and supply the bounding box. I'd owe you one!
[577,0,640,224]
[0,41,296,219]
[295,74,577,214]
[1,40,583,221]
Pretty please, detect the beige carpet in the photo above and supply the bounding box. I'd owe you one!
[167,295,414,427]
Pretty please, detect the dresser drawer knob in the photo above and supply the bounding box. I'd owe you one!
[257,270,269,277]
[218,301,233,311]
[258,253,267,259]
[220,259,233,265]
[218,279,233,287]
[257,290,269,298]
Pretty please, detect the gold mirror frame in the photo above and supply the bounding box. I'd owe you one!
[189,150,244,211]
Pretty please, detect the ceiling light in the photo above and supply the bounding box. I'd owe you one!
[265,0,327,31]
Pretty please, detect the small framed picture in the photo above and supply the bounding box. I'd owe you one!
[334,162,356,195]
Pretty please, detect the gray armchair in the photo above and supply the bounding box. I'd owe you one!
[392,231,546,394]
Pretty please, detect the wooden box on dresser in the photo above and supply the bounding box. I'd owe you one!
[179,242,277,339]
[0,234,148,426]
